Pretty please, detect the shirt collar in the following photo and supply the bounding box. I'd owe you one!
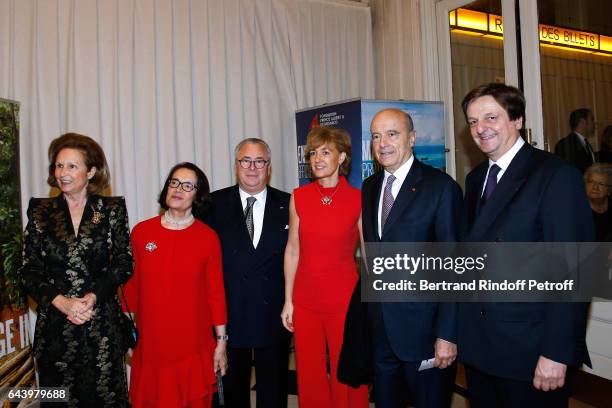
[239,186,267,204]
[489,137,525,172]
[574,131,587,146]
[384,154,414,184]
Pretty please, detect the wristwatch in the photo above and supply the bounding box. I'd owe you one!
[216,334,229,341]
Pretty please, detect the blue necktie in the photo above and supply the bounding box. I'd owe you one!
[481,164,501,205]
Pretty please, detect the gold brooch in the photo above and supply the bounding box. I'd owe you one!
[92,211,103,224]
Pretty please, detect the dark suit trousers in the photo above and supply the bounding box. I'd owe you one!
[465,365,570,408]
[371,319,455,408]
[221,340,290,408]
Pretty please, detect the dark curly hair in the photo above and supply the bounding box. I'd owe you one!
[158,162,211,220]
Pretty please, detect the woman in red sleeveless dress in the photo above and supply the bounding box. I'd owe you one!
[282,127,369,408]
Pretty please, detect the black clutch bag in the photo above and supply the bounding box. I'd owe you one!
[119,286,138,351]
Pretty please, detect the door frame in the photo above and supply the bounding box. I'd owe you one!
[433,0,544,178]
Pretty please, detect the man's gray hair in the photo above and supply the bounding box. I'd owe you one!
[234,138,272,160]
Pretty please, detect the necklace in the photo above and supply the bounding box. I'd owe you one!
[315,181,340,205]
[164,211,194,226]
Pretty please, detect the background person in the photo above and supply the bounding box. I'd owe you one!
[281,127,369,408]
[207,138,290,408]
[125,162,227,408]
[555,108,596,173]
[20,132,133,406]
[584,163,612,241]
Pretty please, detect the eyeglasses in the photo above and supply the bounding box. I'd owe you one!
[237,158,269,169]
[168,178,197,192]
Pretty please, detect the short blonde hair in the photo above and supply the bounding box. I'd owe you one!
[305,127,352,176]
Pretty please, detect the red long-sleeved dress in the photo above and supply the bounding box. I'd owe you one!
[125,216,227,408]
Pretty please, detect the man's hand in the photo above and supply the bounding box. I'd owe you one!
[533,356,566,391]
[434,338,457,369]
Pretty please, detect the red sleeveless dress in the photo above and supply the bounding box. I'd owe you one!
[291,176,369,408]
[293,176,361,313]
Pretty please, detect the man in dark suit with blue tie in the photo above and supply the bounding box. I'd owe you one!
[554,108,596,173]
[459,83,594,407]
[362,108,463,407]
[207,138,290,408]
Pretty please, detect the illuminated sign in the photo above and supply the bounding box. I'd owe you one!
[488,14,503,34]
[600,35,612,53]
[449,8,611,57]
[456,8,488,31]
[539,25,598,49]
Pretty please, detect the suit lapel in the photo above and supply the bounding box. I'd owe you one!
[368,172,384,241]
[465,163,487,232]
[572,132,593,162]
[468,144,533,240]
[229,186,254,247]
[256,188,283,253]
[382,159,423,236]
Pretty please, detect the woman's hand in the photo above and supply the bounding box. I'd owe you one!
[53,294,95,325]
[213,341,228,376]
[280,301,294,332]
[68,292,96,323]
[82,292,97,310]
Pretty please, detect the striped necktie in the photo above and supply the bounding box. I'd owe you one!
[381,174,396,229]
[244,196,256,241]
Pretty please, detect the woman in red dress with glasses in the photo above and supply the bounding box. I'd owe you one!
[281,127,369,408]
[125,162,227,408]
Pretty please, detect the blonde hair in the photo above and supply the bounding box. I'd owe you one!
[305,127,352,176]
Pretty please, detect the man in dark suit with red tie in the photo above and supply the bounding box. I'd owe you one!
[458,83,594,407]
[207,138,290,408]
[554,108,596,173]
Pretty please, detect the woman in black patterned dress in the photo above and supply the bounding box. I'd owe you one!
[20,133,133,407]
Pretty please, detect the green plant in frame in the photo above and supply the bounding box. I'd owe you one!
[0,99,24,308]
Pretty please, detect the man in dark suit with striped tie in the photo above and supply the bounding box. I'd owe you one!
[360,108,463,408]
[207,138,290,408]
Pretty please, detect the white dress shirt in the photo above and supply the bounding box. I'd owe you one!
[575,131,596,162]
[239,187,267,248]
[481,136,525,196]
[377,155,415,238]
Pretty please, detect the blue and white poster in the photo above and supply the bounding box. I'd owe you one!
[296,99,446,188]
[295,99,363,187]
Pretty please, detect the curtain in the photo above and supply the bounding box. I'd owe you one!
[369,0,426,100]
[0,0,374,223]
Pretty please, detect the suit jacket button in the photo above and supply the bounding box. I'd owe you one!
[480,309,486,316]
